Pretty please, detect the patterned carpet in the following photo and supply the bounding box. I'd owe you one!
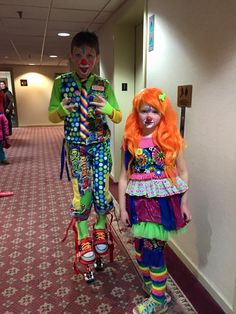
[0,127,197,314]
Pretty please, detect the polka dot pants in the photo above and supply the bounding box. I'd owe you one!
[68,138,114,219]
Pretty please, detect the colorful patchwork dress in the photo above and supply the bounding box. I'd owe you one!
[125,136,188,267]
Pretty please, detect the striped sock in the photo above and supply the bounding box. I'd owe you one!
[150,265,168,304]
[137,260,152,286]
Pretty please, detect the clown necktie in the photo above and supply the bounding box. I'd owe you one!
[79,80,89,141]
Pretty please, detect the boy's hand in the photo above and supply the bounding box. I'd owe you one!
[62,97,78,111]
[90,95,113,116]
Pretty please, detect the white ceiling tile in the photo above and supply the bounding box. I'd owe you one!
[50,8,99,22]
[0,0,141,66]
[2,18,46,35]
[52,0,109,11]
[104,0,127,11]
[0,4,49,19]
[0,0,49,7]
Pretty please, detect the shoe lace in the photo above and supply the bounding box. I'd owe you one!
[80,239,92,252]
[94,229,106,241]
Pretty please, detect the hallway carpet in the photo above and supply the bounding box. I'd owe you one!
[0,127,196,313]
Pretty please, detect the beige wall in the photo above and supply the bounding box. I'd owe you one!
[146,1,236,313]
[99,0,236,312]
[99,0,144,182]
[3,65,69,127]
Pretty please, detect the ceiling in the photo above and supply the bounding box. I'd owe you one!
[0,0,128,67]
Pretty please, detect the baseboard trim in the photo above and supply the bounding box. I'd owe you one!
[169,240,233,314]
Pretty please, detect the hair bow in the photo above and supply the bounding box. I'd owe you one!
[159,92,166,102]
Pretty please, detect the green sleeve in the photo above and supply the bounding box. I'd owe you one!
[105,81,120,111]
[103,79,122,123]
[48,76,69,123]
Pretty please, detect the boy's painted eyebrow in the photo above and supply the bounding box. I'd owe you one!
[81,47,86,54]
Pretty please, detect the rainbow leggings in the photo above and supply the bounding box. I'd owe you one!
[135,238,168,304]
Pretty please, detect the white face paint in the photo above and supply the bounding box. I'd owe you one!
[138,104,161,134]
[70,45,99,79]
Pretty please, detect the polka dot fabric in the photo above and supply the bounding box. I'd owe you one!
[68,139,114,219]
[92,139,113,212]
[61,73,110,145]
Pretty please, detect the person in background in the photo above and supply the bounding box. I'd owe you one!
[118,88,192,314]
[48,31,122,272]
[0,81,15,135]
[0,111,10,165]
[0,90,6,113]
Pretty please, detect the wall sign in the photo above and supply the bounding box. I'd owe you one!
[20,79,28,86]
[177,85,193,137]
[177,85,192,108]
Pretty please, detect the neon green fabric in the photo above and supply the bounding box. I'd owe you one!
[94,214,107,229]
[76,220,89,240]
[132,222,187,241]
[101,101,113,116]
[80,190,93,212]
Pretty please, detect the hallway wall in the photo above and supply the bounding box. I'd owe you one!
[99,0,235,312]
[0,65,68,126]
[145,1,236,313]
[99,0,144,181]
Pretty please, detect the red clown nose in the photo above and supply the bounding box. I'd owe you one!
[146,116,153,122]
[81,58,88,65]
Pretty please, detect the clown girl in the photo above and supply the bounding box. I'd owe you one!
[118,88,192,313]
[49,31,122,280]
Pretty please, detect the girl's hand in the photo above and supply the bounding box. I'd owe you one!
[120,209,131,227]
[181,202,192,223]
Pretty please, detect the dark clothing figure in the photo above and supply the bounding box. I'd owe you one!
[0,82,14,135]
[0,113,9,164]
[0,90,6,113]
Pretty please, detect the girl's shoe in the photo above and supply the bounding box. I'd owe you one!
[93,228,108,254]
[78,237,95,262]
[142,284,171,304]
[133,297,168,314]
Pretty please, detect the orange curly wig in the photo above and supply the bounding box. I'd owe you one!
[123,87,184,181]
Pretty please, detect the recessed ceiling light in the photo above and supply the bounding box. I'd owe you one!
[58,32,70,37]
[49,55,58,58]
